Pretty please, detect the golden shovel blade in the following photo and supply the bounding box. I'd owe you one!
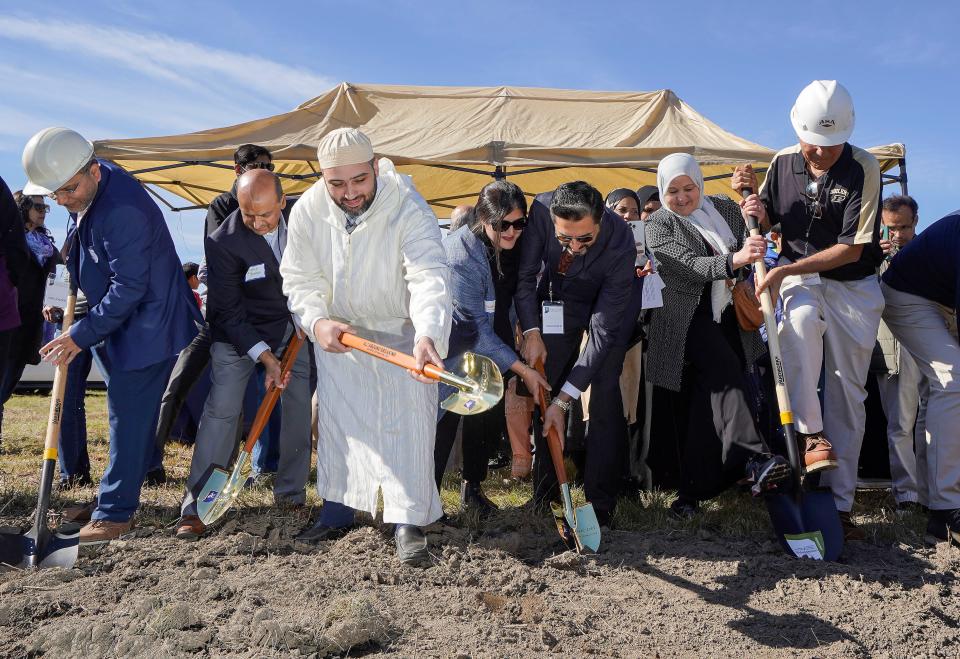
[439,352,504,415]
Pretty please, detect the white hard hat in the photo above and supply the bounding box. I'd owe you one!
[789,80,855,147]
[22,127,95,195]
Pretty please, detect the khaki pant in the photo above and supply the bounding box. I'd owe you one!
[881,283,960,510]
[777,275,884,512]
[875,350,925,504]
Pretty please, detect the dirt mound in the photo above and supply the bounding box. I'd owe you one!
[1,508,959,657]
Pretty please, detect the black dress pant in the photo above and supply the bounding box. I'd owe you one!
[672,298,767,501]
[531,277,643,515]
[155,323,212,447]
[434,396,506,489]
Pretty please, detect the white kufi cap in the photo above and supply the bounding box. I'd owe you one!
[316,128,374,169]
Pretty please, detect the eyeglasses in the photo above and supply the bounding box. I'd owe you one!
[49,182,82,200]
[48,161,96,200]
[242,162,275,172]
[32,203,51,213]
[490,217,527,232]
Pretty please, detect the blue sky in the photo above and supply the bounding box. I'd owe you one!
[2,1,958,262]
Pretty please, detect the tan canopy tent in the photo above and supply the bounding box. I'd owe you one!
[94,82,908,215]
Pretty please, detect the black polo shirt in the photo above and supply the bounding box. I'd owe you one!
[760,143,883,281]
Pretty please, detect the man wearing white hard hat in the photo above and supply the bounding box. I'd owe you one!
[280,128,451,565]
[24,127,202,544]
[733,81,884,540]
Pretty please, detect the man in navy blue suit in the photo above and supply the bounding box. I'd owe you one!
[26,127,201,545]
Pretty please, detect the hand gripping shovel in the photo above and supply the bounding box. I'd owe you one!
[0,292,80,569]
[196,332,304,526]
[741,186,843,561]
[533,360,601,553]
[339,333,503,415]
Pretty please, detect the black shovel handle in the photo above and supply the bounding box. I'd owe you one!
[740,186,804,494]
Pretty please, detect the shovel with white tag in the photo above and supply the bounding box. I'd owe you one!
[741,186,843,561]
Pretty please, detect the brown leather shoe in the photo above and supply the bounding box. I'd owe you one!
[175,515,206,541]
[62,500,97,523]
[79,518,134,545]
[798,432,839,473]
[838,511,866,542]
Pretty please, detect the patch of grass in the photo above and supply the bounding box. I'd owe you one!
[0,392,931,547]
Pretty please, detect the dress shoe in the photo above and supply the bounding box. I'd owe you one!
[744,453,792,496]
[797,433,839,473]
[295,520,352,544]
[460,481,498,517]
[59,473,94,489]
[145,467,167,486]
[394,524,430,566]
[62,500,97,523]
[838,511,866,542]
[926,509,960,544]
[175,515,206,541]
[669,497,699,521]
[79,518,134,545]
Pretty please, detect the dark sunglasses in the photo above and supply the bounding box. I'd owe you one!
[490,217,527,232]
[31,202,51,213]
[243,162,275,172]
[555,231,596,246]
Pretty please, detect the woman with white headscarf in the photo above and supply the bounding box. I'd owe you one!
[645,153,789,519]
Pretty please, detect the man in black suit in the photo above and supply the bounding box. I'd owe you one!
[516,181,641,528]
[176,169,311,540]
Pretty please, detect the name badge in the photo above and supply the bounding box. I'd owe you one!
[484,300,496,313]
[245,263,266,282]
[542,301,564,334]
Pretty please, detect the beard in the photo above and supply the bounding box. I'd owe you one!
[335,179,377,218]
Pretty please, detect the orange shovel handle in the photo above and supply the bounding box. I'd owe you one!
[340,332,443,381]
[241,332,304,453]
[534,359,568,487]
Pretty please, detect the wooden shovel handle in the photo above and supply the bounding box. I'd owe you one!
[340,332,443,381]
[534,360,568,487]
[241,331,304,453]
[42,292,78,454]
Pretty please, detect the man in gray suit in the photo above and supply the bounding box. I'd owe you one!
[176,170,312,540]
[516,181,641,528]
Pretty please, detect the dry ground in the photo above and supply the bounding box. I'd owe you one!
[1,392,958,658]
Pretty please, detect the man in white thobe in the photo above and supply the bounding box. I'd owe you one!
[280,128,451,565]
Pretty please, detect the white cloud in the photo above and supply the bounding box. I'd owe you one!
[0,16,334,105]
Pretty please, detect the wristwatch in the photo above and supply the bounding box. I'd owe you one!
[550,397,572,413]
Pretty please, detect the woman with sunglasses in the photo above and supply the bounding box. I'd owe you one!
[0,192,61,438]
[645,153,791,519]
[435,180,551,514]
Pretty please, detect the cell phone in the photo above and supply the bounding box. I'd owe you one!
[881,225,890,242]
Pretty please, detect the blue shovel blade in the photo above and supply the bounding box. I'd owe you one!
[0,529,79,569]
[573,505,602,553]
[38,531,80,569]
[765,488,844,561]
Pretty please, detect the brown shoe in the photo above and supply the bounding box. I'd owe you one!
[79,518,134,545]
[175,515,206,541]
[798,432,839,473]
[838,511,866,542]
[62,500,97,523]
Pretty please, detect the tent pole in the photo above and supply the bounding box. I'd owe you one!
[898,158,908,195]
[494,166,505,181]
